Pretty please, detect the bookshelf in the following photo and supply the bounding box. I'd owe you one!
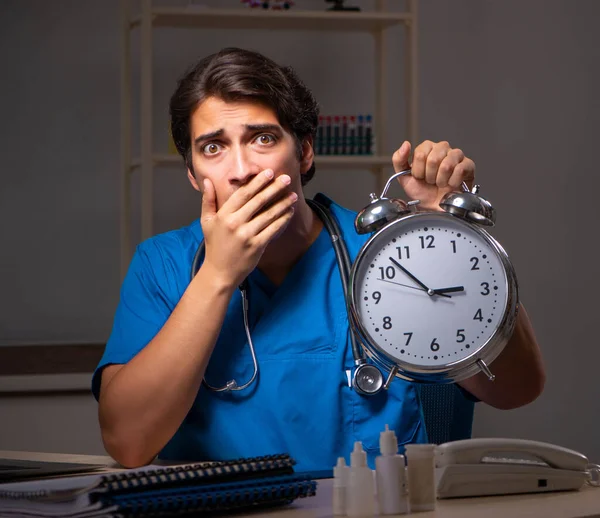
[121,0,419,278]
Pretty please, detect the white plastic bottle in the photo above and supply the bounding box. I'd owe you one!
[347,441,375,517]
[333,457,350,515]
[405,443,437,512]
[375,425,408,515]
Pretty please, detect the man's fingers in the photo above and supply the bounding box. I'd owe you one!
[392,141,412,172]
[448,157,476,189]
[410,140,434,181]
[248,191,298,236]
[222,169,275,214]
[237,174,292,222]
[254,207,295,248]
[201,178,217,220]
[436,148,465,188]
[424,141,450,184]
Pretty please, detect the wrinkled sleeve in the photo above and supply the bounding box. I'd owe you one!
[91,242,175,400]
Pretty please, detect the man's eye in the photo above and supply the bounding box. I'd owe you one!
[202,143,220,155]
[256,134,276,145]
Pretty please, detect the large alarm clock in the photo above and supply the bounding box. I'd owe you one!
[348,170,519,384]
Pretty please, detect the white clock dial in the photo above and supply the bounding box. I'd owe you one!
[352,212,509,369]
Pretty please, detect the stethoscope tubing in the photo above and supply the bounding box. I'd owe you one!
[190,194,369,392]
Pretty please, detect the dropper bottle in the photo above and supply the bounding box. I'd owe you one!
[333,457,350,515]
[375,425,408,515]
[347,441,375,517]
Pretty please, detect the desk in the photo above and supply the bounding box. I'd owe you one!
[2,451,600,517]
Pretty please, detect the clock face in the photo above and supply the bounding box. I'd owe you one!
[351,212,510,371]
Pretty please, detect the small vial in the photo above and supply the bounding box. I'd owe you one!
[357,115,365,155]
[348,115,357,155]
[405,443,437,512]
[347,441,375,517]
[365,114,373,155]
[324,115,332,155]
[333,116,340,155]
[316,115,324,155]
[375,425,408,515]
[341,115,348,155]
[333,457,350,515]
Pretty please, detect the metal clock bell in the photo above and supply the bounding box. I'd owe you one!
[348,169,519,390]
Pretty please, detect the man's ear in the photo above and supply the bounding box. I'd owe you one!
[300,137,315,174]
[187,168,202,192]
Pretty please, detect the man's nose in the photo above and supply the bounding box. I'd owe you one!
[230,146,261,185]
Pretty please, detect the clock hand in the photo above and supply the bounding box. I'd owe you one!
[432,286,465,295]
[379,279,426,292]
[388,257,433,294]
[380,278,452,297]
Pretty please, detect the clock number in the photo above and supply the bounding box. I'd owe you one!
[480,282,490,296]
[379,266,396,280]
[383,316,392,330]
[474,309,483,322]
[450,240,457,254]
[372,291,382,304]
[430,338,440,352]
[419,235,435,249]
[404,332,413,345]
[470,257,480,270]
[396,246,410,260]
[456,329,466,343]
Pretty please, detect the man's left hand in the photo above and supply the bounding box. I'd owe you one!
[392,140,476,211]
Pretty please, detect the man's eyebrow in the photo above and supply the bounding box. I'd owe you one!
[194,129,223,145]
[245,123,283,133]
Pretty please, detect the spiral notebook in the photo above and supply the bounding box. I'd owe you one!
[0,453,317,517]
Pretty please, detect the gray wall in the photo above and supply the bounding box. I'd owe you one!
[1,0,599,461]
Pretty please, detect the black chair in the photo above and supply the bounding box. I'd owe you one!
[416,384,476,445]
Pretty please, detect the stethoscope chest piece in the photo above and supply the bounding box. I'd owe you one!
[352,361,384,396]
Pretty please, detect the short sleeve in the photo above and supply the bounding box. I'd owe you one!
[91,242,177,401]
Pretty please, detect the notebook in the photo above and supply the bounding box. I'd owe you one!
[0,453,317,517]
[0,458,107,482]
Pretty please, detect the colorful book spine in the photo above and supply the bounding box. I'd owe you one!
[315,114,375,155]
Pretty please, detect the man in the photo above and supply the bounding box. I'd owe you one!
[93,48,545,471]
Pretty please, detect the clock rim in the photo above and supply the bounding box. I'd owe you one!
[348,211,519,383]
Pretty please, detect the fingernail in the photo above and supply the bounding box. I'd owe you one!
[280,175,291,185]
[264,169,274,179]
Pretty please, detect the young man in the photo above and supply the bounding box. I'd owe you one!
[93,48,545,471]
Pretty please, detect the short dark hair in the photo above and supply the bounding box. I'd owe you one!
[169,47,319,186]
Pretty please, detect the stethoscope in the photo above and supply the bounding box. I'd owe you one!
[190,193,386,396]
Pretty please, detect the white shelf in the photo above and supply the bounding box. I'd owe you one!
[130,154,394,171]
[120,0,418,277]
[131,7,411,32]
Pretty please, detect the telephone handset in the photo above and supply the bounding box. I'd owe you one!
[435,438,600,498]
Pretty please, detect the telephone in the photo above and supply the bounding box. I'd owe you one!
[435,438,600,498]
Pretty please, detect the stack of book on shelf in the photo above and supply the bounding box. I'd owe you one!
[0,453,316,517]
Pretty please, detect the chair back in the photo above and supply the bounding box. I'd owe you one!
[416,384,475,444]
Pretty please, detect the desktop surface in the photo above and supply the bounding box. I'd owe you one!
[1,451,600,517]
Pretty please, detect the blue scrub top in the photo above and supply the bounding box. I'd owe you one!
[93,195,428,472]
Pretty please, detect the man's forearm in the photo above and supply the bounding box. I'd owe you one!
[99,264,236,467]
[458,305,545,410]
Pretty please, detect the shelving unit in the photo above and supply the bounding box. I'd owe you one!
[121,0,418,278]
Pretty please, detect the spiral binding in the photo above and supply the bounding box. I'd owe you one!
[96,453,295,495]
[108,475,317,516]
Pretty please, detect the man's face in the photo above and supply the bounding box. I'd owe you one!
[187,96,313,210]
